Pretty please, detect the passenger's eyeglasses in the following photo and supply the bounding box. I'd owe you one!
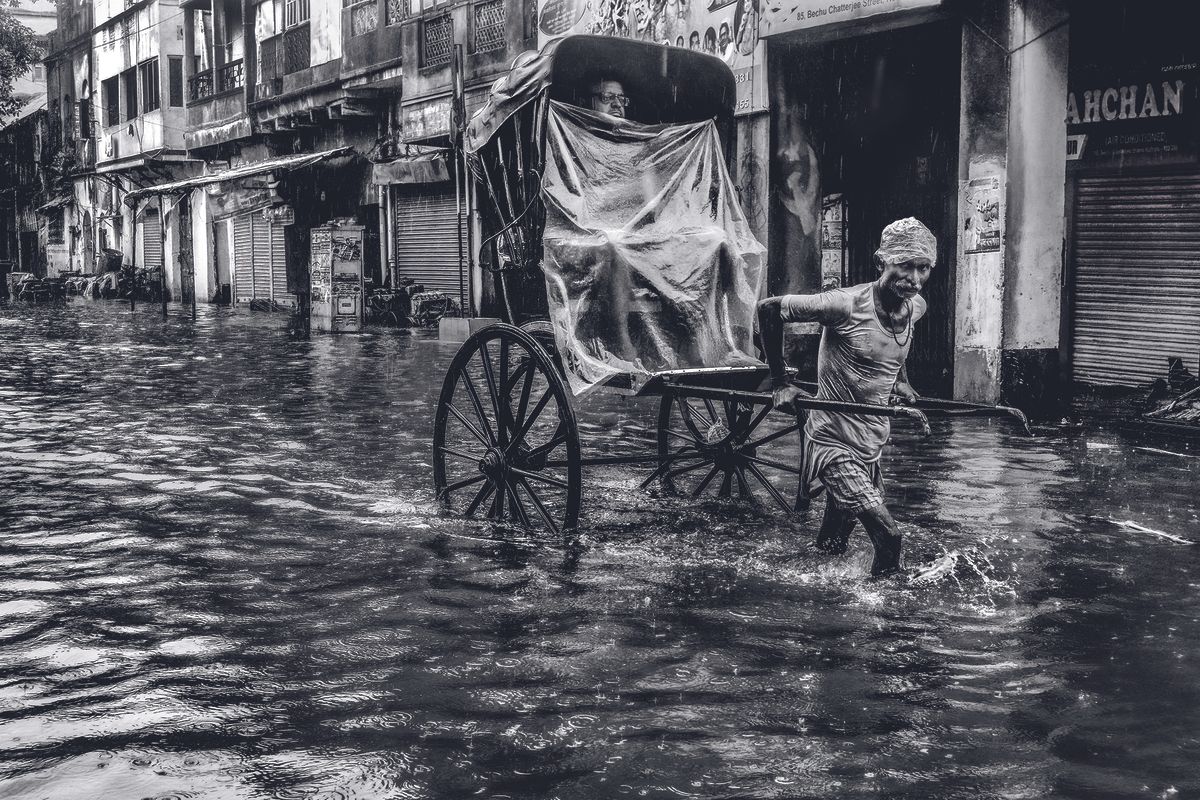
[593,92,630,107]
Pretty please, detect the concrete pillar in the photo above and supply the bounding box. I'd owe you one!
[1002,0,1068,412]
[953,0,1068,413]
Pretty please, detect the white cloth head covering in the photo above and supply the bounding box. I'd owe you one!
[875,217,937,267]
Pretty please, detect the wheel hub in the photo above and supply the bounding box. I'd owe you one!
[478,448,508,481]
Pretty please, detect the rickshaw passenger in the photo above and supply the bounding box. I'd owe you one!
[757,217,937,577]
[589,77,629,119]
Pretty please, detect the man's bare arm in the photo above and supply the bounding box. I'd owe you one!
[756,297,789,389]
[892,362,919,404]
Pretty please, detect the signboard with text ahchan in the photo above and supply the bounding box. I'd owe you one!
[759,0,942,38]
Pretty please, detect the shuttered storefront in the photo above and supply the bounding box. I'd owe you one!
[1071,172,1200,386]
[141,213,163,268]
[392,184,466,296]
[232,212,293,309]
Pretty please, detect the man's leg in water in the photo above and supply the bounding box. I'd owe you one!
[815,500,856,554]
[856,503,903,577]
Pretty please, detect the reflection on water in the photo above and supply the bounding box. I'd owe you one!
[1,302,1197,799]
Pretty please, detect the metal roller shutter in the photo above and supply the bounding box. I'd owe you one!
[141,214,163,268]
[232,213,254,305]
[1071,172,1200,386]
[392,184,467,296]
[233,212,293,308]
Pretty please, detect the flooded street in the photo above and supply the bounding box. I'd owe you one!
[1,301,1198,799]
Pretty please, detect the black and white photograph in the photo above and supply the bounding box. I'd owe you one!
[1,0,1198,797]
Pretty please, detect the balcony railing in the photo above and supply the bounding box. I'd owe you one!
[189,69,214,102]
[217,59,244,93]
[283,23,311,74]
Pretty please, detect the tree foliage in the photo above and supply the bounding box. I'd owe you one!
[1,0,43,120]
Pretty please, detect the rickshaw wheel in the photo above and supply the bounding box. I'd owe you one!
[654,391,803,514]
[433,323,582,535]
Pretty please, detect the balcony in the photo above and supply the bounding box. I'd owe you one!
[217,60,244,93]
[188,69,214,102]
[189,59,244,104]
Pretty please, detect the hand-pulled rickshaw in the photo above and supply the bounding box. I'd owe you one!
[432,35,1029,535]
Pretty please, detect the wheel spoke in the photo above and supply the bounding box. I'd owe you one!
[446,402,493,449]
[513,359,535,433]
[445,473,487,494]
[464,481,495,516]
[511,467,568,489]
[664,428,704,448]
[459,371,497,446]
[517,478,560,536]
[508,389,554,454]
[718,470,733,498]
[739,405,773,440]
[703,398,718,421]
[488,484,504,520]
[745,423,801,451]
[666,458,714,480]
[691,463,722,498]
[505,481,531,528]
[745,454,803,475]
[438,445,484,462]
[525,429,568,461]
[734,466,751,499]
[479,341,505,446]
[745,460,793,514]
[637,446,702,489]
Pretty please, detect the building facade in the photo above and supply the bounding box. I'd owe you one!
[92,0,196,293]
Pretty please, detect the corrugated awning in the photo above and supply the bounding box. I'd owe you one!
[371,151,451,185]
[123,146,356,203]
[37,196,71,213]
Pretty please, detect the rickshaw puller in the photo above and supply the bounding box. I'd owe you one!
[757,217,936,577]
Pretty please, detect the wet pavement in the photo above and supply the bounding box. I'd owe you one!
[1,300,1198,800]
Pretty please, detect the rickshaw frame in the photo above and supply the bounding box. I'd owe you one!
[432,36,1026,535]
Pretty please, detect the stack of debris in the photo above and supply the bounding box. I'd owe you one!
[1140,358,1200,428]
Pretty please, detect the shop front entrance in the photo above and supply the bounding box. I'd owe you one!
[769,19,960,396]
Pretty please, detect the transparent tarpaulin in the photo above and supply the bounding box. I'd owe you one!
[541,101,767,395]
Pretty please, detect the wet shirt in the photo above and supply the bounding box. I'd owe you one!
[781,282,926,470]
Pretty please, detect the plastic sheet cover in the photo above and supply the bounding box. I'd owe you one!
[542,101,766,395]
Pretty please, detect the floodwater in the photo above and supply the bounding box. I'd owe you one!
[1,301,1198,800]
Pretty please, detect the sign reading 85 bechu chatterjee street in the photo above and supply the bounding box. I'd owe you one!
[759,0,942,37]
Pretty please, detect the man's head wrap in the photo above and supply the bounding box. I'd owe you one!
[874,217,938,268]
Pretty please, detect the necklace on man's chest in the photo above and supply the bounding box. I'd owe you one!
[877,299,912,347]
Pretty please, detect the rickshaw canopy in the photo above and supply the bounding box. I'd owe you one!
[465,35,738,157]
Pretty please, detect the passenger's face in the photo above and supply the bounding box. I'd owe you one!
[878,257,933,300]
[591,80,627,119]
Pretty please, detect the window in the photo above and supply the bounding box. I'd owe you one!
[48,214,65,245]
[168,57,184,107]
[31,64,46,81]
[472,0,504,53]
[102,76,120,126]
[78,100,90,139]
[140,59,160,113]
[421,14,452,68]
[284,0,309,27]
[122,67,138,121]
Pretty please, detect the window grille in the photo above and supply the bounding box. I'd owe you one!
[472,0,504,53]
[350,0,378,36]
[422,14,452,68]
[283,23,310,73]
